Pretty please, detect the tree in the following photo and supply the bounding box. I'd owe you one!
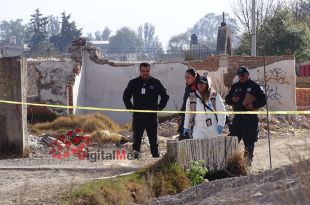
[94,30,102,41]
[138,23,155,49]
[167,13,238,53]
[152,36,165,60]
[233,0,289,54]
[47,15,60,37]
[260,8,310,61]
[167,33,190,54]
[235,8,310,61]
[291,0,310,25]
[0,19,26,44]
[233,0,284,34]
[138,23,164,60]
[234,32,251,55]
[108,27,143,54]
[50,12,82,52]
[101,27,111,41]
[86,32,94,41]
[191,13,238,48]
[87,27,111,41]
[27,8,49,55]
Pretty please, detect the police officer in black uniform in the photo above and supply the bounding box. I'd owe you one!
[225,66,266,165]
[123,62,169,158]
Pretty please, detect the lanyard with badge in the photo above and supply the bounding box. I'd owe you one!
[197,94,213,127]
[141,83,146,95]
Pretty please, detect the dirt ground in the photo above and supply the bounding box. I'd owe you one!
[0,139,165,205]
[252,129,310,173]
[154,129,310,205]
[0,129,309,205]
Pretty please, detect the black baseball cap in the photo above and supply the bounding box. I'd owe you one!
[237,66,249,75]
[197,76,208,84]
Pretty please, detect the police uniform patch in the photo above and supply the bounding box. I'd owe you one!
[247,87,252,92]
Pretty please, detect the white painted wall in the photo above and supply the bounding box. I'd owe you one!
[197,67,228,98]
[73,53,86,113]
[74,53,193,123]
[253,60,296,111]
[73,52,296,123]
[233,60,296,111]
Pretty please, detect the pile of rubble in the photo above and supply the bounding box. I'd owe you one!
[258,113,310,138]
[28,113,309,159]
[157,118,179,137]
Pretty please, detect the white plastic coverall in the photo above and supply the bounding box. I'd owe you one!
[184,91,226,139]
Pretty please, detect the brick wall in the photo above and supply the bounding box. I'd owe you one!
[187,55,296,111]
[185,55,295,87]
[186,56,220,71]
[297,77,310,88]
[224,56,294,87]
[296,88,310,110]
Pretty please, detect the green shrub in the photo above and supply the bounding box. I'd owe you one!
[186,160,208,186]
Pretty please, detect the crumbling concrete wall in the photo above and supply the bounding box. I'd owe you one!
[242,60,296,111]
[226,56,296,112]
[72,47,296,123]
[0,57,27,156]
[27,59,75,113]
[188,55,296,111]
[73,52,191,123]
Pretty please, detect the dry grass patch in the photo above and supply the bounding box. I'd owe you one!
[62,156,190,205]
[206,149,249,181]
[29,112,120,136]
[91,131,128,144]
[226,149,249,176]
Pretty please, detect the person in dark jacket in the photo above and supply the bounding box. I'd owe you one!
[225,66,266,165]
[123,62,169,158]
[178,68,200,140]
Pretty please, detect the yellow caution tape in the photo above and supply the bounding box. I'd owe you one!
[0,100,309,115]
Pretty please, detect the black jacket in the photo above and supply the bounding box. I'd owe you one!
[123,76,169,115]
[180,84,196,117]
[179,73,200,116]
[225,79,266,111]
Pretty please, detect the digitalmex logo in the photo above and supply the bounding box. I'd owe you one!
[48,128,92,160]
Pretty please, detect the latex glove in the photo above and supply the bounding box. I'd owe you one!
[183,128,191,136]
[217,125,224,135]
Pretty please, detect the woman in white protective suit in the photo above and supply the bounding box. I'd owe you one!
[183,75,226,139]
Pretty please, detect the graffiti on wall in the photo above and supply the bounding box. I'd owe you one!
[254,67,289,104]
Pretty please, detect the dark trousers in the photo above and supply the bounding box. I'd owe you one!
[230,115,259,162]
[238,137,255,162]
[132,115,159,157]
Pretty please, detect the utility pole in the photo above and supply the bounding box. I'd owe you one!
[251,0,257,56]
[262,49,272,169]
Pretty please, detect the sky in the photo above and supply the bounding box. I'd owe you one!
[0,0,292,48]
[0,0,237,48]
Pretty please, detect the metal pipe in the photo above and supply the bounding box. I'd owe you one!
[251,0,257,56]
[262,49,272,169]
